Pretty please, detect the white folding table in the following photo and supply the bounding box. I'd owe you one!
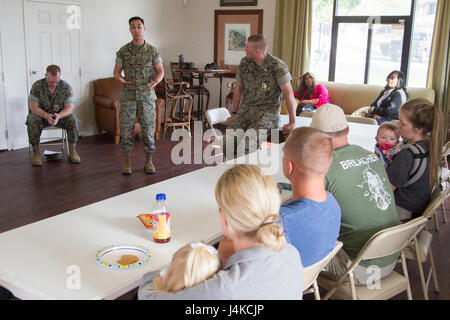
[0,116,377,299]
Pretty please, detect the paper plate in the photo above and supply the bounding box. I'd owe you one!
[96,244,151,269]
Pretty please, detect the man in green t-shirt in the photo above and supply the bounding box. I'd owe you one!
[310,104,399,286]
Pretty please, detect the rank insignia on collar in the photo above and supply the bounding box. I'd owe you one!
[262,83,267,91]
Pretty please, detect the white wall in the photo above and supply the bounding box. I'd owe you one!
[0,0,29,150]
[0,0,277,150]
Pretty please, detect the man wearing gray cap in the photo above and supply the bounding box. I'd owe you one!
[310,104,399,286]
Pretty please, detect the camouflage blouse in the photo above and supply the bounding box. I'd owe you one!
[28,79,75,113]
[236,54,292,108]
[116,41,162,102]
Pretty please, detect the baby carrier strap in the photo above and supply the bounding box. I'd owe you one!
[401,143,429,187]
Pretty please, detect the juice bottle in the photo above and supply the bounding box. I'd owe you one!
[151,193,171,243]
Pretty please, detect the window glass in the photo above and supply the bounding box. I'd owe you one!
[311,0,333,81]
[368,24,404,85]
[336,0,411,16]
[408,0,437,87]
[334,23,368,84]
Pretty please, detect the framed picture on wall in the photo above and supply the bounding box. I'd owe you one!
[220,0,258,6]
[214,10,263,68]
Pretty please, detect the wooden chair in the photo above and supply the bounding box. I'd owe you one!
[318,217,428,300]
[170,62,210,120]
[225,80,236,112]
[155,77,193,139]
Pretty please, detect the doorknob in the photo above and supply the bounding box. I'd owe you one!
[31,70,39,75]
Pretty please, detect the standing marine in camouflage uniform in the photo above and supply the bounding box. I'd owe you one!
[26,64,80,166]
[114,16,164,175]
[225,34,297,159]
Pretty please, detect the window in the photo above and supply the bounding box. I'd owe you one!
[310,0,437,87]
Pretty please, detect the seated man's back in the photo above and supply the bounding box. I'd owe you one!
[281,191,341,267]
[280,127,341,268]
[326,143,399,269]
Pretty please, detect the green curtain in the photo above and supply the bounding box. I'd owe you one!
[273,0,313,78]
[426,0,449,142]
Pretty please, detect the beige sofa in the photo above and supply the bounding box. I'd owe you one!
[282,81,435,115]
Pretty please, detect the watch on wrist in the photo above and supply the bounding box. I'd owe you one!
[231,111,237,115]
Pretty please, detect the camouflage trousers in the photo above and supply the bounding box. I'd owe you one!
[224,103,280,160]
[119,99,156,154]
[26,112,79,145]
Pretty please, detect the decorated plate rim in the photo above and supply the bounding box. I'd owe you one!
[96,244,151,269]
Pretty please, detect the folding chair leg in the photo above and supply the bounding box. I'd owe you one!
[414,238,429,300]
[348,273,357,300]
[433,212,440,231]
[312,280,321,300]
[429,248,440,293]
[400,251,412,300]
[441,203,448,223]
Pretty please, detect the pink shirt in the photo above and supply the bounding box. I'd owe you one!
[295,84,330,108]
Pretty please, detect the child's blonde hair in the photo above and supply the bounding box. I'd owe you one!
[377,121,400,141]
[400,98,443,187]
[154,242,220,292]
[215,164,286,251]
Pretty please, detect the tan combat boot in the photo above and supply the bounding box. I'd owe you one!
[68,143,81,164]
[122,152,132,175]
[31,144,42,166]
[144,153,156,174]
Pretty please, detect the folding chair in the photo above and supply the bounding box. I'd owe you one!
[318,217,428,300]
[402,188,444,300]
[303,241,343,300]
[205,107,231,142]
[29,126,69,156]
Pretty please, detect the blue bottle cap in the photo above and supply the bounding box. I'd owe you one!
[156,193,166,201]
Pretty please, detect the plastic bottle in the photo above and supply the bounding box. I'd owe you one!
[151,193,171,243]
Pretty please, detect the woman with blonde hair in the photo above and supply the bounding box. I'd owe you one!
[139,164,303,300]
[386,98,443,221]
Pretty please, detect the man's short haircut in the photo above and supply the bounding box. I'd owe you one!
[284,127,333,175]
[247,34,267,51]
[129,16,144,25]
[377,121,400,139]
[46,65,61,76]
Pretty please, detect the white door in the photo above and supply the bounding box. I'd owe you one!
[0,30,7,151]
[24,1,81,141]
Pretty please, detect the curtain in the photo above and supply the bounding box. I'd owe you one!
[273,0,312,79]
[426,0,449,142]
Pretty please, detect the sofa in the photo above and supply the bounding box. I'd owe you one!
[281,80,435,115]
[93,77,162,144]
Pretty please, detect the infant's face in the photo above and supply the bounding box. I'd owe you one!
[376,129,399,147]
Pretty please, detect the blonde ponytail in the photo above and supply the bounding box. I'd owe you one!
[215,165,286,252]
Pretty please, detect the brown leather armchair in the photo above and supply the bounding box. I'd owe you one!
[93,77,141,144]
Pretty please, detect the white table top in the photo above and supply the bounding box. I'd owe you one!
[0,118,376,300]
[279,114,378,152]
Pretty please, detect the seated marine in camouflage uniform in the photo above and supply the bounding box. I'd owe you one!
[225,34,297,159]
[114,16,164,175]
[26,64,80,166]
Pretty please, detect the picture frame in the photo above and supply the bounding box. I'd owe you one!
[220,0,258,6]
[214,10,263,69]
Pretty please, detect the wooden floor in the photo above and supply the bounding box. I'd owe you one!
[0,132,448,300]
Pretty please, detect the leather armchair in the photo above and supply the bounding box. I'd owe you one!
[93,77,141,144]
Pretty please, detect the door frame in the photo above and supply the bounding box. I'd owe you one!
[0,13,8,150]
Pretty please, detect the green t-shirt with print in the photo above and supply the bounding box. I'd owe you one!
[325,144,400,268]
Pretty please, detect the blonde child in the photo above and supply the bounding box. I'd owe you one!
[153,242,220,293]
[374,121,401,165]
